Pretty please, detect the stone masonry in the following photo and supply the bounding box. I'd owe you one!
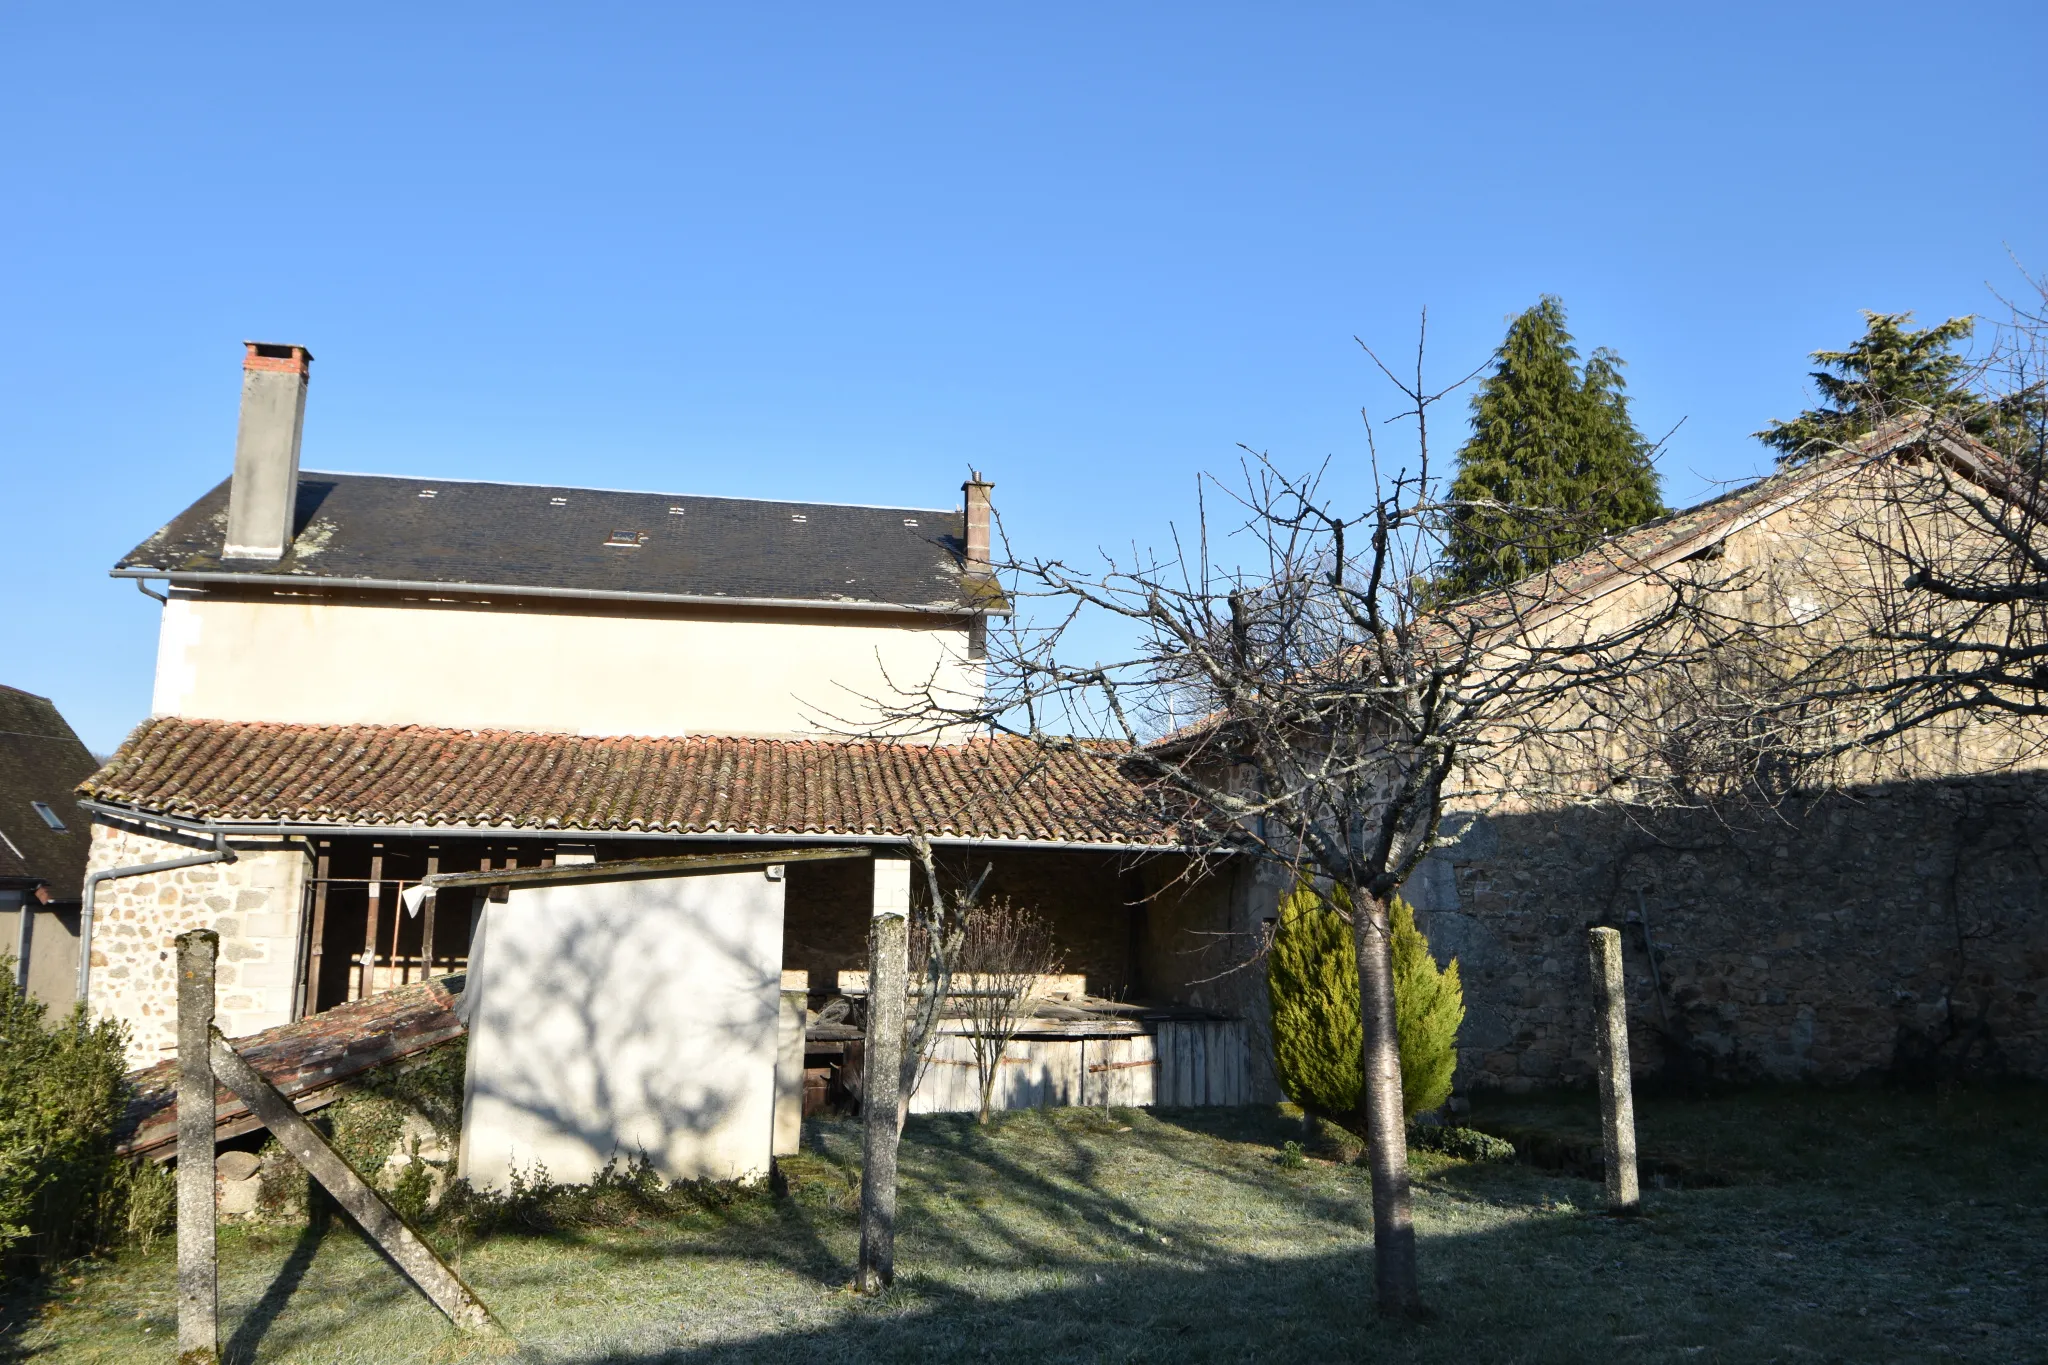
[1404,775,2048,1094]
[84,822,308,1067]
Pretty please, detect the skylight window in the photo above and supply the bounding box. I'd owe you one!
[903,518,919,527]
[669,506,686,516]
[30,801,66,833]
[418,489,438,499]
[790,513,808,524]
[604,530,647,548]
[549,496,569,507]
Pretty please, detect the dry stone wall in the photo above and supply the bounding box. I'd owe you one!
[84,822,308,1068]
[1401,776,2048,1094]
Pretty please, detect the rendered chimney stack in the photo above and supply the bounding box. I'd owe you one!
[223,342,313,561]
[962,471,994,571]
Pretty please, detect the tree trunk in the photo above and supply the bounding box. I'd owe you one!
[1355,893,1421,1317]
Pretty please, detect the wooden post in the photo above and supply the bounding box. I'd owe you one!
[856,857,910,1293]
[1587,926,1641,1212]
[176,929,220,1363]
[303,846,330,1017]
[421,851,439,978]
[208,1030,503,1337]
[358,848,384,1000]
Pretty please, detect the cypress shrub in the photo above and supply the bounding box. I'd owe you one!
[1390,896,1465,1117]
[0,961,137,1275]
[1266,883,1465,1121]
[1267,880,1362,1119]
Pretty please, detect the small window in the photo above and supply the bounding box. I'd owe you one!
[30,801,67,833]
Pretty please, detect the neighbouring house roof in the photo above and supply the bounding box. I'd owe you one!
[111,471,988,614]
[0,685,99,898]
[80,718,1188,848]
[1481,415,2007,620]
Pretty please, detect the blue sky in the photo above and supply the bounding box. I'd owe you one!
[5,3,2044,754]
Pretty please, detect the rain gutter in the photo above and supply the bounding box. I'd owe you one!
[111,569,1010,617]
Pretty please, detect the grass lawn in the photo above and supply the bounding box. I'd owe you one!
[4,1086,2044,1363]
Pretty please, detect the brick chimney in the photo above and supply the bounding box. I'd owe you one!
[962,471,994,571]
[223,342,313,561]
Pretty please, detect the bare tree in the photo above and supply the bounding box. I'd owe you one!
[867,320,1724,1317]
[945,899,1065,1124]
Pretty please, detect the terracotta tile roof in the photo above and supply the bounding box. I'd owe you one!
[81,718,1185,847]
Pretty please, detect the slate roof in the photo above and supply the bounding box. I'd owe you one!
[81,719,1188,847]
[112,472,983,613]
[0,685,98,897]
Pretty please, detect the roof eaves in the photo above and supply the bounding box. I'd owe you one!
[111,568,1002,617]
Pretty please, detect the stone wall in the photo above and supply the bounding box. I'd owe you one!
[84,822,309,1068]
[1399,776,2048,1094]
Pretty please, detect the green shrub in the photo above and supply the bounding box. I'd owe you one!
[1409,1124,1515,1163]
[1268,881,1364,1119]
[0,960,136,1275]
[1391,897,1465,1117]
[1266,883,1465,1122]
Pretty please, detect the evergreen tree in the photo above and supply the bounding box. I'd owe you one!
[1390,898,1463,1117]
[1267,880,1363,1119]
[1266,883,1464,1121]
[1442,297,1667,596]
[1758,311,1989,465]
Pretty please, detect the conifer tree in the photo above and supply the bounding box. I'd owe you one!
[1267,880,1362,1119]
[1757,311,1989,465]
[1267,882,1463,1121]
[1442,297,1666,596]
[1390,898,1463,1116]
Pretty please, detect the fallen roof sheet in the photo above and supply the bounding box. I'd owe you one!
[118,975,466,1159]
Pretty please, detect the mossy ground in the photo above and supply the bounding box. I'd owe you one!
[4,1086,2044,1363]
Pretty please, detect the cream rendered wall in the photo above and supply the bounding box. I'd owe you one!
[457,869,785,1189]
[151,593,983,739]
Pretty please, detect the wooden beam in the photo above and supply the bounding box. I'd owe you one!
[422,845,874,892]
[207,1028,504,1338]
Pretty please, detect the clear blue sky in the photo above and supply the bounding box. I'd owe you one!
[5,3,2044,754]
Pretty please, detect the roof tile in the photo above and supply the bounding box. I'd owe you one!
[82,719,1184,847]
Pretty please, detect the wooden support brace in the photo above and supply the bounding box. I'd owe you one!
[207,1028,504,1338]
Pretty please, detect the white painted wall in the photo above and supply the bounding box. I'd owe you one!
[151,593,983,739]
[458,868,785,1189]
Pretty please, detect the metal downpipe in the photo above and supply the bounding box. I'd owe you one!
[77,833,236,1005]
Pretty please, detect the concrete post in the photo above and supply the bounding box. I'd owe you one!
[176,929,220,1363]
[857,858,911,1293]
[1586,926,1640,1212]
